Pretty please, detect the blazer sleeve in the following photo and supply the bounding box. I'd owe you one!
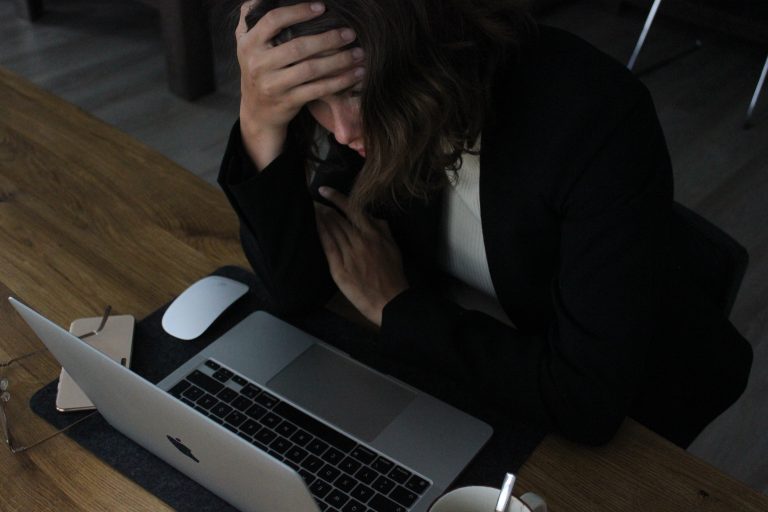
[378,89,674,445]
[217,120,335,313]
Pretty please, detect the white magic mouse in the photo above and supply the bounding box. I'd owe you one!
[161,276,249,340]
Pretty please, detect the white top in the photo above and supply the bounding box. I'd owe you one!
[438,143,514,326]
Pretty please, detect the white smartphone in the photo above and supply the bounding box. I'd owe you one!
[55,314,135,412]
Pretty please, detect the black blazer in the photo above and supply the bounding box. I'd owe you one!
[219,26,751,447]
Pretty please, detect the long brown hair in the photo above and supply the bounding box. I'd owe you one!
[243,0,535,212]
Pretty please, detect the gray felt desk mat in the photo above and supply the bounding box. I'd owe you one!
[30,266,544,511]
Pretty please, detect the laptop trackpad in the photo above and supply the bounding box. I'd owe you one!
[267,344,415,443]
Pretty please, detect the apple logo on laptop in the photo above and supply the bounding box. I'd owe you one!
[167,435,200,463]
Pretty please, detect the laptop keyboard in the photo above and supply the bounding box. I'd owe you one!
[168,359,432,512]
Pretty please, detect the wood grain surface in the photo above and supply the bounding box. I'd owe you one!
[1,66,767,512]
[0,64,244,511]
[519,420,768,511]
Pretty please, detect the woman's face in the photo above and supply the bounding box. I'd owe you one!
[306,86,365,158]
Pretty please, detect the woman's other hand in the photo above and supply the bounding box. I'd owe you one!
[314,187,409,326]
[236,1,365,170]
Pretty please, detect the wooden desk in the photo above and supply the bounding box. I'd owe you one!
[1,67,766,512]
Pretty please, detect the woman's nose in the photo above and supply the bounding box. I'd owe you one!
[331,107,360,145]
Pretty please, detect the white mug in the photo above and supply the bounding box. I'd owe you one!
[429,485,547,512]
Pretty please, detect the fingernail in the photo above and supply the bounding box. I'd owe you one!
[318,186,331,197]
[354,67,365,78]
[310,2,324,13]
[340,28,356,42]
[351,47,364,60]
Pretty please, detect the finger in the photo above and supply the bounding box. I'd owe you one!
[277,48,364,89]
[236,0,259,41]
[315,212,339,260]
[252,2,327,46]
[318,186,351,215]
[318,186,380,235]
[319,206,355,255]
[248,41,361,93]
[274,40,363,84]
[289,66,365,103]
[265,43,364,96]
[316,209,350,271]
[271,26,357,66]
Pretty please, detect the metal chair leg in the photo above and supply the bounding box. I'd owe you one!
[745,54,768,129]
[627,0,663,71]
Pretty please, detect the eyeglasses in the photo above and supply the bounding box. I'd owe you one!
[1,306,112,454]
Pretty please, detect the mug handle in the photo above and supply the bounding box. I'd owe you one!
[520,492,547,512]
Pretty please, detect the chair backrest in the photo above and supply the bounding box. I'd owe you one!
[670,202,748,317]
[630,203,752,448]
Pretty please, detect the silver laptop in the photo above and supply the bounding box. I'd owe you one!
[10,297,492,512]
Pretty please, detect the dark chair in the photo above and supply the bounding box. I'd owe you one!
[629,202,752,448]
[671,202,748,317]
[12,0,215,100]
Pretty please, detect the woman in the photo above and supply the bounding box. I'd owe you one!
[219,0,752,447]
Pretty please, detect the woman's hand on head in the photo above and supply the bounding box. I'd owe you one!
[314,187,409,327]
[236,1,365,170]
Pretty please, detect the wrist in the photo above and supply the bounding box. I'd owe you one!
[370,284,409,328]
[239,116,288,172]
